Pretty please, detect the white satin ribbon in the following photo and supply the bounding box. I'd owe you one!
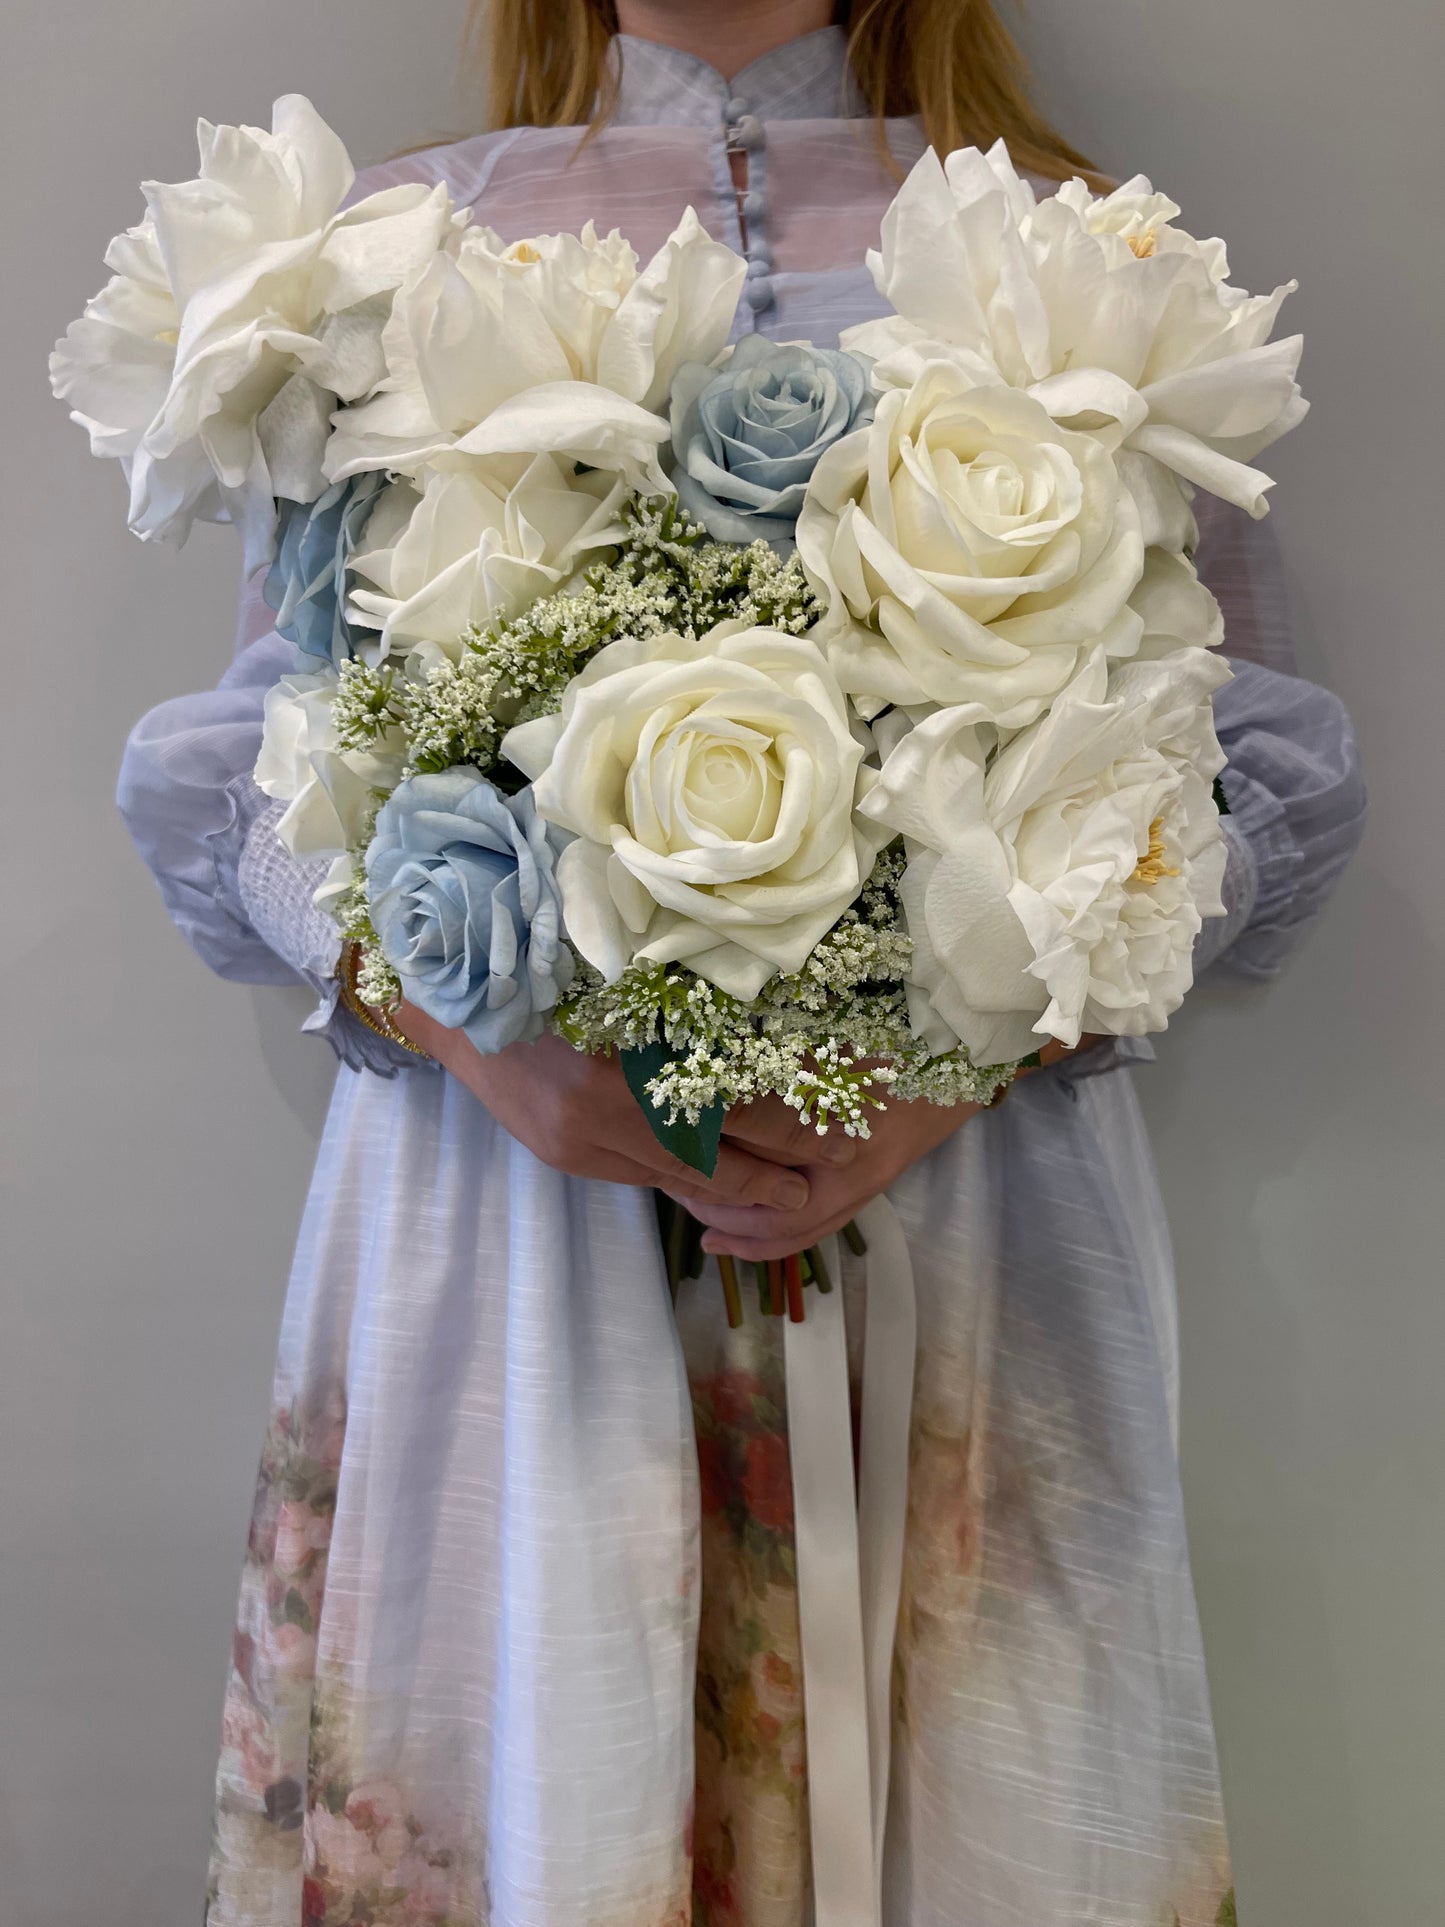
[783,1197,917,1927]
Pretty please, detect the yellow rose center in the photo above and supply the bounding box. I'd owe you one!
[1126,230,1158,259]
[510,242,542,265]
[1133,817,1180,885]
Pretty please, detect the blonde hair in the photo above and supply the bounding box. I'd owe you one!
[469,1,1105,186]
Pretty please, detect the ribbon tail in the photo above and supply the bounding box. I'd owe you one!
[784,1235,876,1926]
[784,1206,917,1926]
[856,1196,917,1891]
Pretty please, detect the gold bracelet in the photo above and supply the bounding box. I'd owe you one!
[336,942,431,1058]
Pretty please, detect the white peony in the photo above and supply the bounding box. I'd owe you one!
[502,626,891,998]
[48,214,185,487]
[51,95,464,570]
[796,360,1145,726]
[860,647,1231,1059]
[592,207,751,412]
[323,208,745,492]
[254,671,406,860]
[345,455,628,665]
[1055,174,1230,280]
[844,141,1306,520]
[1130,546,1224,660]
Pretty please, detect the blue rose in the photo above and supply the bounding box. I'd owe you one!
[366,769,574,1054]
[264,471,387,666]
[667,336,874,547]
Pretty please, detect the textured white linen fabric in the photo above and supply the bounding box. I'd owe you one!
[114,29,1367,1927]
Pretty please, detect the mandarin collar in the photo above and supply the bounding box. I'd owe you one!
[608,26,862,128]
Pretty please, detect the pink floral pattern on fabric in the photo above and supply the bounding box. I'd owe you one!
[205,1363,1236,1926]
[689,1364,810,1927]
[207,1390,344,1919]
[299,1741,486,1927]
[206,1390,493,1927]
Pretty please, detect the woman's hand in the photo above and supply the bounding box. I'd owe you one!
[391,1002,818,1213]
[683,1037,1097,1261]
[673,1090,979,1262]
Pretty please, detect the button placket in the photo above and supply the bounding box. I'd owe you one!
[723,97,773,321]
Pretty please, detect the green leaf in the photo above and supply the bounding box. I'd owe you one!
[1212,773,1232,817]
[620,1039,725,1177]
[1019,1050,1044,1070]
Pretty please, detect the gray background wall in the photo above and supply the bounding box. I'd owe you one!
[1,2,1439,1922]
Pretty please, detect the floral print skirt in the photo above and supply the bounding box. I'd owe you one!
[205,1062,1236,1926]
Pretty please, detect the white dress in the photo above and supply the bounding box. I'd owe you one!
[117,29,1366,1927]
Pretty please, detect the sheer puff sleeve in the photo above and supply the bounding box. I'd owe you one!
[1192,493,1367,979]
[116,578,426,1077]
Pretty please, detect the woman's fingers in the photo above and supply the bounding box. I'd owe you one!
[590,1150,690,1190]
[698,1197,864,1263]
[674,1163,851,1250]
[688,1092,990,1256]
[723,1094,857,1167]
[550,1064,812,1208]
[655,1142,811,1212]
[548,1047,812,1207]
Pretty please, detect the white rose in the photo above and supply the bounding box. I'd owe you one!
[52,95,463,570]
[324,208,744,490]
[254,672,406,860]
[846,142,1306,520]
[345,455,627,665]
[797,360,1145,726]
[502,627,890,998]
[860,648,1231,1059]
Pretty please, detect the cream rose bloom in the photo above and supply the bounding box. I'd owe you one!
[860,647,1231,1060]
[324,209,745,492]
[345,455,627,665]
[51,95,463,570]
[502,627,890,998]
[254,672,406,860]
[844,142,1306,522]
[797,360,1146,726]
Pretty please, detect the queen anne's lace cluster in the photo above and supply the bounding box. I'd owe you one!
[332,496,818,779]
[553,851,1018,1128]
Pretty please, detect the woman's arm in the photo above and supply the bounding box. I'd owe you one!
[117,628,321,987]
[1192,496,1367,979]
[117,625,415,1074]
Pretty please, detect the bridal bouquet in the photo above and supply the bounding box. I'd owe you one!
[53,97,1305,1319]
